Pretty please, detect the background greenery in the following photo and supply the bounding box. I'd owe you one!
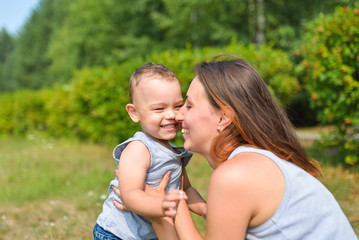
[1,1,358,165]
[0,42,298,145]
[1,0,358,91]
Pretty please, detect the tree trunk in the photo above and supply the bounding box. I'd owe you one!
[256,0,265,47]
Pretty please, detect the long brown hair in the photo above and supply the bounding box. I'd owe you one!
[196,54,321,179]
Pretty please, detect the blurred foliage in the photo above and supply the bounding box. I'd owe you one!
[46,0,166,83]
[148,41,299,104]
[1,0,357,92]
[1,0,359,166]
[0,42,296,145]
[45,65,137,144]
[0,29,14,91]
[2,0,70,91]
[0,89,50,135]
[297,5,359,165]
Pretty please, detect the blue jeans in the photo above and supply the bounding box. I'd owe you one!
[93,223,122,240]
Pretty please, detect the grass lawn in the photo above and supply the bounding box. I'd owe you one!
[0,132,358,239]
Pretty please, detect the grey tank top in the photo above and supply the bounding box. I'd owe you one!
[97,131,192,240]
[228,146,357,240]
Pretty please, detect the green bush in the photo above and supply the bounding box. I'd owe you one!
[148,41,299,105]
[45,65,140,144]
[298,5,359,165]
[0,89,50,135]
[0,42,299,144]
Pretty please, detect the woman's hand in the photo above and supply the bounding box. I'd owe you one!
[161,189,188,218]
[112,170,129,211]
[144,170,172,198]
[112,169,172,211]
[112,188,128,211]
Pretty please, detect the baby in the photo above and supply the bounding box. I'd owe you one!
[94,63,206,240]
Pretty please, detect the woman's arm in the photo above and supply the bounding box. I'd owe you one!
[161,169,251,240]
[162,155,257,240]
[204,163,251,239]
[162,190,204,240]
[205,153,285,240]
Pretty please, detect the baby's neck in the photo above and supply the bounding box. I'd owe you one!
[150,137,180,153]
[157,139,180,153]
[142,131,180,153]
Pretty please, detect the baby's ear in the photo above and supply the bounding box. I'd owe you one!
[126,104,140,123]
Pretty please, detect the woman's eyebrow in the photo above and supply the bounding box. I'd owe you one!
[185,96,192,103]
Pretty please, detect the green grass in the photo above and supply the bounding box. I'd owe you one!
[0,133,114,239]
[0,133,358,239]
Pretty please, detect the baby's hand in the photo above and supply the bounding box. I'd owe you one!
[161,190,188,218]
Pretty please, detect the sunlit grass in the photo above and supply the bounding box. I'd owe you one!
[0,133,114,239]
[0,132,358,239]
[320,164,359,232]
[0,133,113,204]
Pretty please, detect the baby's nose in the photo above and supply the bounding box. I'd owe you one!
[165,109,176,119]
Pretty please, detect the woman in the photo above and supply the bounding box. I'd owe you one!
[116,54,357,239]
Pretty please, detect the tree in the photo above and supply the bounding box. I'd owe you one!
[47,0,166,83]
[0,29,14,92]
[4,0,70,90]
[298,5,359,165]
[151,0,253,48]
[3,0,358,92]
[265,0,359,52]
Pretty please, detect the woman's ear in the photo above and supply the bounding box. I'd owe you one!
[126,104,140,123]
[218,106,234,132]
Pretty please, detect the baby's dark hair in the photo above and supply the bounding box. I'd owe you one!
[129,63,177,103]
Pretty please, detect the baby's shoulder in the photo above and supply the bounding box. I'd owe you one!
[122,140,150,156]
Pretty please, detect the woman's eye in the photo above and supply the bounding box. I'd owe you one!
[186,105,192,109]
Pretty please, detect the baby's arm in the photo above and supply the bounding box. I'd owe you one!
[117,141,164,218]
[182,167,207,219]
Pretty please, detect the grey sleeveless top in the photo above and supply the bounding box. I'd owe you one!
[96,131,192,240]
[228,146,357,240]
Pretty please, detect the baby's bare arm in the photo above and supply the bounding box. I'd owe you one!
[118,141,164,218]
[182,167,207,218]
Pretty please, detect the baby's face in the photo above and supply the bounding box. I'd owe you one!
[133,77,183,144]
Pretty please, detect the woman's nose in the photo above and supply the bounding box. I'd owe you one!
[175,105,185,122]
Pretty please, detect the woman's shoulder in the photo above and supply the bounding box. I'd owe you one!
[216,152,277,178]
[207,153,265,231]
[210,151,285,227]
[210,152,273,191]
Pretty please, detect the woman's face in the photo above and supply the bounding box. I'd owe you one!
[176,77,222,164]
